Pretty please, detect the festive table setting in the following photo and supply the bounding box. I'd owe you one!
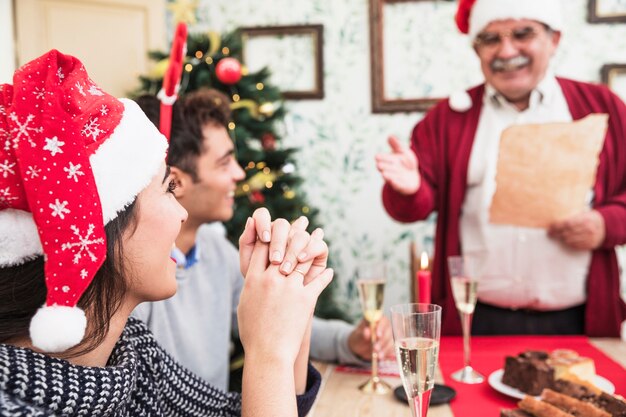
[308,336,626,417]
[306,254,626,417]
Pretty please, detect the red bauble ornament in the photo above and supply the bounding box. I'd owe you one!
[261,133,277,151]
[215,57,242,85]
[249,190,266,204]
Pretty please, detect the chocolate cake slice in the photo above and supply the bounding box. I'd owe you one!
[503,351,555,395]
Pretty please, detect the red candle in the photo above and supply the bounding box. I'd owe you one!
[417,252,431,304]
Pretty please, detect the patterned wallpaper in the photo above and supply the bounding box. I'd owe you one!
[185,0,626,320]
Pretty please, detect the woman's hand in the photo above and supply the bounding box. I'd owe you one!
[239,208,326,279]
[237,213,333,364]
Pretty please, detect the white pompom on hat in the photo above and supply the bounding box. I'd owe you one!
[0,50,168,352]
[455,0,564,40]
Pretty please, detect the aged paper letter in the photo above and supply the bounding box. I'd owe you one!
[489,114,607,228]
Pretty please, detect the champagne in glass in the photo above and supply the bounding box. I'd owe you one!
[451,277,478,315]
[448,256,484,384]
[358,279,385,323]
[356,262,392,394]
[391,304,441,417]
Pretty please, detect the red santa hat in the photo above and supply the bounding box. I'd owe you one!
[455,0,563,40]
[158,22,187,140]
[0,50,167,352]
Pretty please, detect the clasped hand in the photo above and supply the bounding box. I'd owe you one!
[237,208,333,364]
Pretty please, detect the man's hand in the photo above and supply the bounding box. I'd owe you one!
[347,317,395,361]
[375,136,420,195]
[547,210,606,250]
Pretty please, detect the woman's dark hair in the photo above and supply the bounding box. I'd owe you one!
[135,88,231,181]
[0,200,138,357]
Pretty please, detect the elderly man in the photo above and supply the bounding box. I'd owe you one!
[376,0,626,337]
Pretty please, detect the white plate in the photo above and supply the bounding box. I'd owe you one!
[488,369,615,400]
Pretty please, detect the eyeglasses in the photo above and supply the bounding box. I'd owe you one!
[474,26,541,50]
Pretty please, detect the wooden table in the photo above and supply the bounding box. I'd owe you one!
[307,338,626,417]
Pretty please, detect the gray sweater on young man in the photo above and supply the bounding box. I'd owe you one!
[132,223,361,390]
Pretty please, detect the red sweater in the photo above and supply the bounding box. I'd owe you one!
[383,78,626,337]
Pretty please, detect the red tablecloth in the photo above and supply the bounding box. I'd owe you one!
[438,336,626,416]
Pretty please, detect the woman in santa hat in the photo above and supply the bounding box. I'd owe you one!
[0,49,331,416]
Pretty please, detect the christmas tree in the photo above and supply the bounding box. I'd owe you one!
[134,29,345,320]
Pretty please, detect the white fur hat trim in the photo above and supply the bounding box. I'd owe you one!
[29,305,87,353]
[449,91,473,112]
[469,0,563,40]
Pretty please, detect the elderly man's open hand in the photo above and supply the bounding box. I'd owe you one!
[375,136,420,195]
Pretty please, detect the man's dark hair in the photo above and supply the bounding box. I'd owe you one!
[135,88,232,181]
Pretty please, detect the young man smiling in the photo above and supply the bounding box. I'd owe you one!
[134,89,394,390]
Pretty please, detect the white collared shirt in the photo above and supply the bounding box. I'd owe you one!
[460,74,591,310]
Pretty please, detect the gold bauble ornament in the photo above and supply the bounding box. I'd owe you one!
[258,102,276,117]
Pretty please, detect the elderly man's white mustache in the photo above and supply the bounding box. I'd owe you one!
[491,55,530,72]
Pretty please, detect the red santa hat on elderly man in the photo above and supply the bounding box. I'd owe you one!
[455,0,563,39]
[0,50,167,352]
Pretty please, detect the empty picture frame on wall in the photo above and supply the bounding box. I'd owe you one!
[369,0,483,113]
[588,0,626,23]
[240,24,324,100]
[601,64,626,102]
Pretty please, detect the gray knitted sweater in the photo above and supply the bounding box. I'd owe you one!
[0,318,320,416]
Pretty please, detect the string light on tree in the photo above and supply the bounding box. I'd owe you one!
[258,102,275,117]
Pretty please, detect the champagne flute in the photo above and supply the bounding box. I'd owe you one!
[447,255,484,384]
[390,303,441,417]
[356,262,392,394]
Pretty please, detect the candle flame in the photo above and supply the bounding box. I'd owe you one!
[420,252,429,270]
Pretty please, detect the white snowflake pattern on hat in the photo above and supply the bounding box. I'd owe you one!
[61,224,105,264]
[33,88,50,100]
[81,118,102,140]
[64,162,84,182]
[43,136,65,156]
[75,82,86,97]
[0,160,15,178]
[49,199,70,219]
[25,165,40,180]
[89,85,104,96]
[9,113,42,148]
[0,186,17,207]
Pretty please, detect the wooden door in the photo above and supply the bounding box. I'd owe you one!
[15,0,166,97]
